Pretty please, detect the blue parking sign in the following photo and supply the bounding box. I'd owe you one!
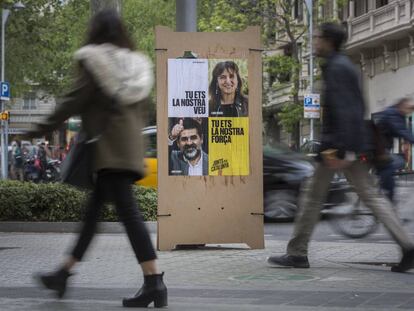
[0,82,10,100]
[304,97,313,106]
[304,94,320,119]
[0,82,10,101]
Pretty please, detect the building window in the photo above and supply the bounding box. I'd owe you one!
[23,92,37,110]
[354,0,369,16]
[376,0,388,8]
[321,1,334,19]
[294,0,303,22]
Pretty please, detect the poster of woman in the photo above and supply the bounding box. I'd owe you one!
[208,60,248,117]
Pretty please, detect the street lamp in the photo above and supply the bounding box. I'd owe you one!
[1,1,25,179]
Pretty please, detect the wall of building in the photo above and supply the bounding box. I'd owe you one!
[362,48,414,114]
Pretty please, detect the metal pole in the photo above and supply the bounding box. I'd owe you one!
[308,0,314,141]
[176,0,197,32]
[0,9,9,179]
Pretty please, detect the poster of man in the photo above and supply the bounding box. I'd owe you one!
[168,118,209,176]
[208,59,248,117]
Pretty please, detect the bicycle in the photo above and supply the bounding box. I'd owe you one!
[327,171,413,239]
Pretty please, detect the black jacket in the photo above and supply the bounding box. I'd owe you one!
[320,52,367,159]
[169,150,209,176]
[378,106,414,149]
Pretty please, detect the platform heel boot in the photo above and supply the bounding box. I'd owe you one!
[123,272,168,308]
[36,268,72,298]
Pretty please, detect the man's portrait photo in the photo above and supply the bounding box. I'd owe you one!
[168,118,208,176]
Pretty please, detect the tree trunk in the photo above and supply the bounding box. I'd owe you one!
[90,0,121,15]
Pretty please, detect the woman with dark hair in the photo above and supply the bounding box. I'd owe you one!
[32,10,167,308]
[209,61,248,117]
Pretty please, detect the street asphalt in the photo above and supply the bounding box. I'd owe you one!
[0,184,413,310]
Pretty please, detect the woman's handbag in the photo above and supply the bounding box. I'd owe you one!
[60,131,99,190]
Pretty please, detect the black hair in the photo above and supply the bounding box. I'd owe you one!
[179,118,203,138]
[208,61,246,112]
[319,22,347,51]
[84,9,134,50]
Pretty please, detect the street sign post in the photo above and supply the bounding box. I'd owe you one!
[0,81,10,179]
[304,93,320,119]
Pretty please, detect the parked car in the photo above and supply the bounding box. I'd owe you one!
[137,126,157,188]
[139,127,351,220]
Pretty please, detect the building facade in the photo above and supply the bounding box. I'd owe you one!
[7,91,61,145]
[265,0,414,169]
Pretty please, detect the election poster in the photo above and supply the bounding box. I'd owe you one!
[168,58,249,176]
[208,59,248,117]
[168,117,209,176]
[168,59,209,118]
[209,117,249,175]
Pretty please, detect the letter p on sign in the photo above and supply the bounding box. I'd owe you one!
[1,82,10,101]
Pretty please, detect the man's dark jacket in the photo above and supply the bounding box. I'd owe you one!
[320,52,367,159]
[170,150,208,175]
[378,106,414,149]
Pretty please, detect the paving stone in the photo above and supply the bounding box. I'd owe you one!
[1,232,414,310]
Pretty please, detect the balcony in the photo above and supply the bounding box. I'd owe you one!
[265,83,292,111]
[346,0,413,53]
[264,78,309,114]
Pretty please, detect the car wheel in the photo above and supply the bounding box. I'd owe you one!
[264,189,298,221]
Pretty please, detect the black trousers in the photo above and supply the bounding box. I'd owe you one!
[71,170,157,263]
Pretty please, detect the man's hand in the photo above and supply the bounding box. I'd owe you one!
[170,119,184,140]
[324,158,352,170]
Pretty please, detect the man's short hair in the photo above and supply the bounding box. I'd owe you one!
[319,22,347,51]
[180,118,203,138]
[395,97,414,109]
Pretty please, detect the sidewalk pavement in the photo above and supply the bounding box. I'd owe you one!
[1,230,414,311]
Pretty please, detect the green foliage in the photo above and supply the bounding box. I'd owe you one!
[123,0,175,62]
[198,0,259,32]
[0,180,157,222]
[277,103,303,134]
[5,0,174,122]
[7,0,90,97]
[265,55,300,86]
[0,0,16,7]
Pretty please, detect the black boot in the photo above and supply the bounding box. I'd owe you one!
[391,249,414,273]
[36,268,72,298]
[267,254,310,268]
[123,273,168,308]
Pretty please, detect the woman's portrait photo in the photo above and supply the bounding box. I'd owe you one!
[208,60,248,117]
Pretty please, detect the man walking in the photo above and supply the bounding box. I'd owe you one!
[376,98,414,203]
[267,22,414,273]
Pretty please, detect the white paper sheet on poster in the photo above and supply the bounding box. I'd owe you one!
[168,59,209,118]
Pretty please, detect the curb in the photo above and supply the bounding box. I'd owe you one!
[0,221,157,234]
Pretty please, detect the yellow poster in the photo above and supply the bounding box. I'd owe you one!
[209,117,249,176]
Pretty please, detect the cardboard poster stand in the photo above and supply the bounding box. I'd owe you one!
[155,26,264,251]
